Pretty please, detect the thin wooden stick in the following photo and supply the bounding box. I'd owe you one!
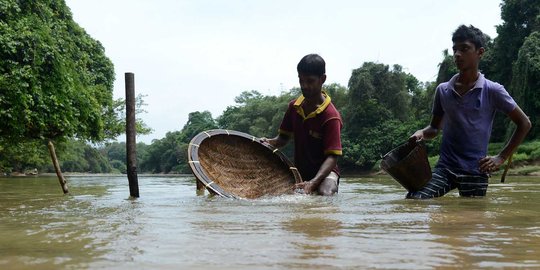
[47,140,69,194]
[501,154,513,183]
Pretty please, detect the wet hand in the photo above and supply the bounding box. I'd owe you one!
[409,130,423,143]
[294,181,316,195]
[259,137,274,147]
[479,155,505,173]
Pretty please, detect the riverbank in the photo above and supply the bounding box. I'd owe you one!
[2,172,195,177]
[4,163,540,178]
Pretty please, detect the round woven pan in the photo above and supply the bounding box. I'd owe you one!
[188,129,303,199]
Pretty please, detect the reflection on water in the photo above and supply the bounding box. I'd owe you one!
[0,175,539,269]
[425,183,540,269]
[284,216,342,238]
[284,216,341,263]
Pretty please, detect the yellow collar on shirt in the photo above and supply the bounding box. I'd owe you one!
[293,91,332,120]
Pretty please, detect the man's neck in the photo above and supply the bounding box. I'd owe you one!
[302,93,325,114]
[457,69,479,84]
[454,69,479,96]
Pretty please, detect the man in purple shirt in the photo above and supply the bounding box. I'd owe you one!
[407,25,531,199]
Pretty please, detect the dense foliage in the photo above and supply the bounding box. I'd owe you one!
[1,0,539,175]
[509,31,540,138]
[0,0,115,142]
[0,1,149,175]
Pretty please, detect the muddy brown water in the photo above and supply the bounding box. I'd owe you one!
[1,175,539,269]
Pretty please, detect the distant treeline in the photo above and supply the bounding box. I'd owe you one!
[1,0,539,174]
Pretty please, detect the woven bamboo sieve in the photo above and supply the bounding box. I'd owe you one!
[188,129,302,199]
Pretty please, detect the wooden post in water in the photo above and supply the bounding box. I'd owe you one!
[125,72,140,198]
[47,140,69,194]
[196,179,205,196]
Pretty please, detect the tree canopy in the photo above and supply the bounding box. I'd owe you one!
[489,0,540,87]
[0,0,116,142]
[2,0,540,175]
[510,31,540,138]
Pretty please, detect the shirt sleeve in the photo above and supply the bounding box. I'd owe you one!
[278,101,294,137]
[491,83,517,114]
[322,117,342,156]
[432,84,444,117]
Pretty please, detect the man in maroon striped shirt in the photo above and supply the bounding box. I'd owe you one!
[264,54,343,196]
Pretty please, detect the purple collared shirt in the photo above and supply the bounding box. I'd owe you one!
[433,73,517,174]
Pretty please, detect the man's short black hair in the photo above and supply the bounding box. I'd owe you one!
[452,24,486,49]
[297,54,326,76]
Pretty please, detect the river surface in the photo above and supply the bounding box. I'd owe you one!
[0,175,539,269]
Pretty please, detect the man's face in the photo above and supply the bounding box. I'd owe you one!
[452,40,484,71]
[298,73,325,98]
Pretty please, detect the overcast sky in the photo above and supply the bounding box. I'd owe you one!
[64,0,503,143]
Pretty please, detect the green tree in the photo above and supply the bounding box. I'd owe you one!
[0,1,115,141]
[347,63,412,121]
[0,1,114,190]
[140,131,183,173]
[341,62,421,170]
[83,146,111,173]
[435,49,459,85]
[323,83,348,111]
[0,138,49,173]
[179,111,218,143]
[510,31,540,138]
[100,141,149,173]
[490,0,540,87]
[217,90,296,137]
[55,139,88,173]
[102,142,127,163]
[106,94,153,138]
[0,1,150,190]
[139,111,218,174]
[110,159,127,174]
[480,1,539,142]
